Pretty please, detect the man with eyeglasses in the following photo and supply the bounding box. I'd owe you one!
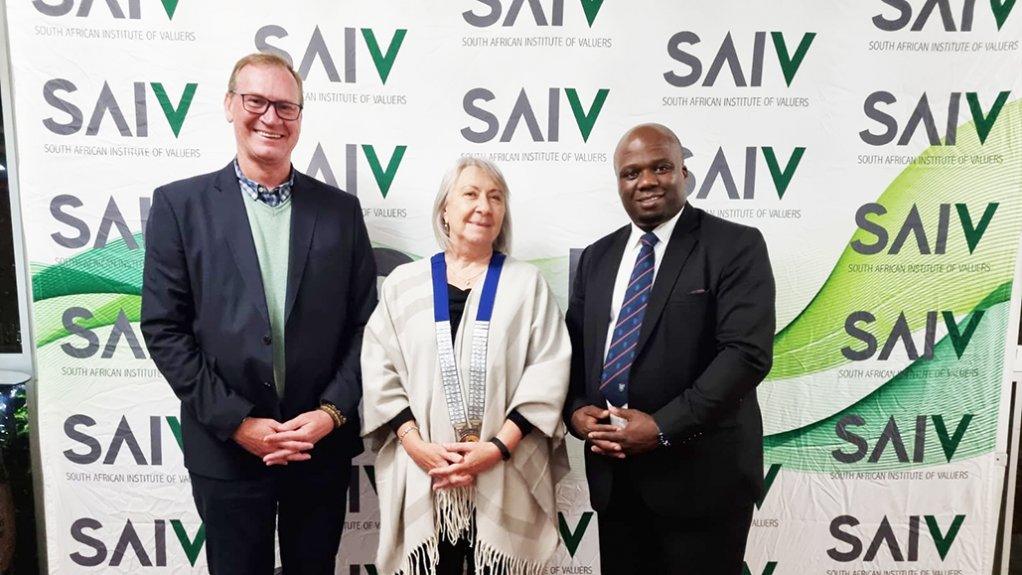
[141,52,376,574]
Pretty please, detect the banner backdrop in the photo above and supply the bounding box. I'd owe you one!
[5,1,1022,573]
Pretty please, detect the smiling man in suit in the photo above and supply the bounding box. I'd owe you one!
[141,52,376,575]
[565,123,775,574]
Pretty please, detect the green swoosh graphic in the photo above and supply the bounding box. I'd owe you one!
[768,98,1022,381]
[765,284,1010,472]
[32,233,144,302]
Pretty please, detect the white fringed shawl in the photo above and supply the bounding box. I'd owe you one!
[361,256,571,575]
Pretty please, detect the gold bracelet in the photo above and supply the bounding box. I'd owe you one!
[397,425,419,444]
[318,405,341,428]
[318,403,345,428]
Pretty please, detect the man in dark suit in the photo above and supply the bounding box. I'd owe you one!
[140,53,376,575]
[565,123,775,574]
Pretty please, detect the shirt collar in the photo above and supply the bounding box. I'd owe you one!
[234,159,295,207]
[626,204,685,250]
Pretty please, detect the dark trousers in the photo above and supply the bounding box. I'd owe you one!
[597,466,754,575]
[436,536,476,575]
[190,463,351,575]
[433,515,510,575]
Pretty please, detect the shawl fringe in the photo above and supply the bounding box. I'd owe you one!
[391,487,547,575]
[390,487,474,575]
[435,486,475,543]
[392,531,549,575]
[393,538,438,575]
[474,538,549,575]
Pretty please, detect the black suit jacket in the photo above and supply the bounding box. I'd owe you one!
[566,206,775,517]
[140,162,377,480]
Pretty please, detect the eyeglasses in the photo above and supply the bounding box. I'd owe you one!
[231,92,303,121]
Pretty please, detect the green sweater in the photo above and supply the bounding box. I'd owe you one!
[243,197,292,398]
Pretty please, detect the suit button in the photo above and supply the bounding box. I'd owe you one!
[262,334,272,345]
[263,381,272,389]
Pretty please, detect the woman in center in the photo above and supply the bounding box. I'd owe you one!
[362,157,571,575]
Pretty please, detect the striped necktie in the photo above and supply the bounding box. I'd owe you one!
[600,231,658,407]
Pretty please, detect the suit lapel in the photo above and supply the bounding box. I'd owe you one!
[587,227,629,381]
[211,164,270,326]
[284,173,318,323]
[636,206,700,354]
